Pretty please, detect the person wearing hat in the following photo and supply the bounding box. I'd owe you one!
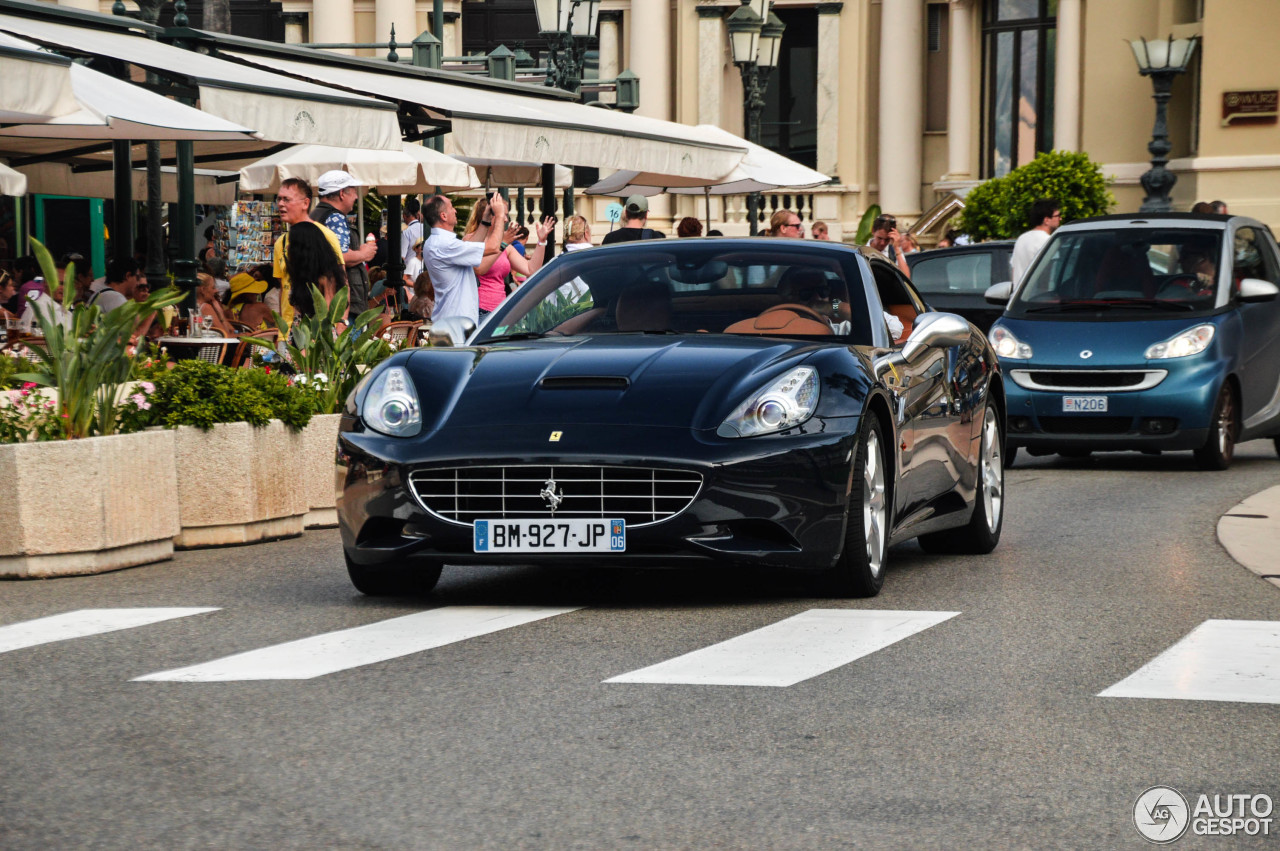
[601,195,667,245]
[311,169,375,316]
[228,267,273,329]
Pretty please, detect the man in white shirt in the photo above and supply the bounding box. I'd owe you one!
[1010,198,1061,285]
[422,192,507,324]
[400,197,423,268]
[90,258,143,314]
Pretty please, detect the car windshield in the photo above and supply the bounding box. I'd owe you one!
[1008,228,1224,317]
[477,242,878,345]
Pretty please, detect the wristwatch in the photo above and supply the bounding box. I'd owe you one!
[480,219,493,227]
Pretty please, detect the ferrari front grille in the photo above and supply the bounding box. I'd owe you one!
[407,465,704,528]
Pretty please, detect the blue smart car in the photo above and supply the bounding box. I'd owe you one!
[985,213,1280,469]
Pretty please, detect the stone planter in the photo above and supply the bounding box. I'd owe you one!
[172,420,307,548]
[300,413,342,528]
[0,430,180,578]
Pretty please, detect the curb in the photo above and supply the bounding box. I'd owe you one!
[1217,484,1280,591]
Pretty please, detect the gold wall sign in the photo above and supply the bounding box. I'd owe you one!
[1222,90,1278,126]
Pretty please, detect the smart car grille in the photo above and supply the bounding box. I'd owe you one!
[1010,369,1167,392]
[1039,416,1133,435]
[407,465,704,528]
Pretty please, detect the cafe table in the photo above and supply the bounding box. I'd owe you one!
[157,335,239,365]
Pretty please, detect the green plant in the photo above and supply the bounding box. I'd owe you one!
[956,150,1115,241]
[0,350,26,389]
[0,383,63,443]
[14,238,186,439]
[854,204,881,245]
[244,283,392,415]
[144,360,313,431]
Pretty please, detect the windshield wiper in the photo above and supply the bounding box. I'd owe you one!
[1023,298,1195,313]
[486,331,550,342]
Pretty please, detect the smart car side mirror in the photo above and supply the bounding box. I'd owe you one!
[1237,278,1280,303]
[985,281,1013,304]
[427,316,477,347]
[900,312,970,364]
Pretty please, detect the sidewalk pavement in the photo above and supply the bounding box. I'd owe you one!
[1218,485,1280,591]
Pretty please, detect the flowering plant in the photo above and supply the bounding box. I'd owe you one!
[0,383,64,444]
[116,381,157,435]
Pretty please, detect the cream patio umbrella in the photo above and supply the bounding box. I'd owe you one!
[0,31,78,123]
[238,142,478,194]
[0,162,27,195]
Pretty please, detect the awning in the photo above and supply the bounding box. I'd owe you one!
[239,142,477,194]
[0,31,76,122]
[224,51,746,179]
[0,161,27,195]
[0,62,259,143]
[16,161,236,204]
[0,11,400,150]
[586,125,830,196]
[459,158,573,189]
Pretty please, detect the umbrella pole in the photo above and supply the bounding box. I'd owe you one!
[357,189,365,242]
[704,187,711,235]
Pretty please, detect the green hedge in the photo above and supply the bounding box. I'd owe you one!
[957,150,1115,241]
[145,361,314,432]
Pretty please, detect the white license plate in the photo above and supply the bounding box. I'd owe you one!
[1063,395,1108,413]
[474,518,626,553]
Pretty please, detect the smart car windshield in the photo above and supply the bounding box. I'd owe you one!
[477,242,878,344]
[1008,228,1225,318]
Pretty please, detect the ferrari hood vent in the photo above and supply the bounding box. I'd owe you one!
[539,376,631,390]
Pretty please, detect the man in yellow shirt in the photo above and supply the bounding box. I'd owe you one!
[272,177,344,327]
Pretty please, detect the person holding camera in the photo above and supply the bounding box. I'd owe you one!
[867,214,912,278]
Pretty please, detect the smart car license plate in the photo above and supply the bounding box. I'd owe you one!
[1063,395,1108,413]
[474,519,626,553]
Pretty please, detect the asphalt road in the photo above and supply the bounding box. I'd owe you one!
[3,442,1280,850]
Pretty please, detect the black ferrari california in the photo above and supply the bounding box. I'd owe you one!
[337,238,1006,598]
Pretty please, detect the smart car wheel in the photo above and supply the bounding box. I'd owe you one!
[918,401,1005,555]
[817,414,888,598]
[1194,384,1238,471]
[345,553,443,596]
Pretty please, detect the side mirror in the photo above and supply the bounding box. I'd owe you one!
[985,281,1013,304]
[1238,278,1280,303]
[427,316,477,347]
[900,312,970,363]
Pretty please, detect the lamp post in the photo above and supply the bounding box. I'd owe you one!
[1129,34,1198,213]
[728,0,784,235]
[533,0,601,95]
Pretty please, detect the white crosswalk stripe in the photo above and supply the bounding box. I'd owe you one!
[132,605,582,682]
[604,609,960,687]
[1099,619,1280,704]
[0,608,220,654]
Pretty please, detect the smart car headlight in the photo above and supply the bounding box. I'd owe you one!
[362,366,422,437]
[1145,324,1215,359]
[990,326,1033,359]
[719,367,819,438]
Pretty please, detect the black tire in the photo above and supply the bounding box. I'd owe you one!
[1194,384,1238,471]
[816,414,889,598]
[345,553,443,596]
[918,402,1005,555]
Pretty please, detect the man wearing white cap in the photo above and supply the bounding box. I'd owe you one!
[312,169,376,316]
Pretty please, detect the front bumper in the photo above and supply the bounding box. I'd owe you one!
[337,417,861,571]
[1003,360,1221,452]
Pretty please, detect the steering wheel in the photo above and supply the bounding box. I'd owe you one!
[1157,274,1206,299]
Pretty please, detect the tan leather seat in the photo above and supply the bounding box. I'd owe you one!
[886,304,916,343]
[725,303,833,336]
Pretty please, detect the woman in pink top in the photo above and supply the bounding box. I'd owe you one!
[464,198,557,315]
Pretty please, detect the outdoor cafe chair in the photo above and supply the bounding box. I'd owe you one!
[378,320,419,348]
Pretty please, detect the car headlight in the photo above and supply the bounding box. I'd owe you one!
[362,366,422,437]
[718,367,819,438]
[1145,324,1215,359]
[990,326,1033,359]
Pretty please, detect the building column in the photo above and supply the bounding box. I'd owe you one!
[945,0,975,178]
[283,12,307,44]
[629,0,672,121]
[312,0,356,54]
[443,11,461,57]
[598,10,622,105]
[696,5,726,127]
[878,0,925,215]
[1053,0,1082,151]
[376,0,417,56]
[816,3,843,179]
[56,0,97,12]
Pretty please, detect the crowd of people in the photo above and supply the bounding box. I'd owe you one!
[1,177,1238,347]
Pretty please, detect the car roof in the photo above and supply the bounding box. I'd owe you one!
[906,242,1013,264]
[1056,212,1268,232]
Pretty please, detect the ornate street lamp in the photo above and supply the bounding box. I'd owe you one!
[1129,34,1199,213]
[727,0,784,235]
[533,0,601,94]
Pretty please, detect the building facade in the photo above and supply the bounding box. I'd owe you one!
[60,0,1280,240]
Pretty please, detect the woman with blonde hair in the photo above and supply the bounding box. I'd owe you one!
[195,272,238,337]
[464,196,556,315]
[767,209,803,237]
[564,215,592,250]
